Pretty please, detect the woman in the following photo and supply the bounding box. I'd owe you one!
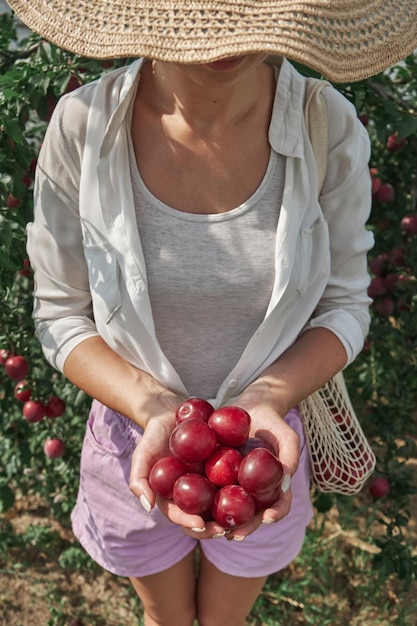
[9,1,417,624]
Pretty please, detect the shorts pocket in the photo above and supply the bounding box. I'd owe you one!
[86,401,140,458]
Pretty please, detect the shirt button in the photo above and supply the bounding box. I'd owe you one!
[228,379,237,388]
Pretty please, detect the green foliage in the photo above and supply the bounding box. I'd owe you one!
[0,12,117,520]
[1,10,416,624]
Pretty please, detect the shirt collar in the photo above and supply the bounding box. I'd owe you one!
[100,56,306,161]
[267,57,306,160]
[100,58,144,158]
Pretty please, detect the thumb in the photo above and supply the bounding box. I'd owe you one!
[129,420,169,512]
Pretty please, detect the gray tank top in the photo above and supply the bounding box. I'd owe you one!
[130,146,285,399]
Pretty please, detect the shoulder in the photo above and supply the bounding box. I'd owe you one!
[320,84,369,153]
[53,64,128,137]
[42,84,95,172]
[47,61,141,163]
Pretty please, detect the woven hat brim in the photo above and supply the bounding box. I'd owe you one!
[6,0,417,82]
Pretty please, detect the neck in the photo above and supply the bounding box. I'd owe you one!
[141,58,274,133]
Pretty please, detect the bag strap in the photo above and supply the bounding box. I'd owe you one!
[303,78,330,193]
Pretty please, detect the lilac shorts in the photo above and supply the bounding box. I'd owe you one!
[71,401,314,578]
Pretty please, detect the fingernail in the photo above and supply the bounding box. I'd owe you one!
[191,527,206,533]
[211,532,226,539]
[233,535,246,541]
[281,474,291,493]
[139,494,152,513]
[262,517,277,525]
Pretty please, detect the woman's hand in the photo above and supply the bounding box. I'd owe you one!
[128,393,226,537]
[218,383,300,540]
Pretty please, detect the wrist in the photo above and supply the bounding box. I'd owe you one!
[236,378,291,418]
[130,376,184,429]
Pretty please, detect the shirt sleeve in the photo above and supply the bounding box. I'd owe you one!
[303,85,374,364]
[26,88,100,372]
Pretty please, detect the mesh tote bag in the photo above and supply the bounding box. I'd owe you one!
[299,371,376,494]
[299,79,376,495]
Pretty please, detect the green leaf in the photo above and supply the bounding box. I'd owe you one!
[0,214,13,248]
[0,482,15,513]
[396,115,417,138]
[1,116,24,144]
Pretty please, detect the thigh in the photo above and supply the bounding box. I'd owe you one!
[130,549,197,626]
[196,550,267,626]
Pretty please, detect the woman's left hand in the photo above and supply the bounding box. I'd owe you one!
[213,387,300,540]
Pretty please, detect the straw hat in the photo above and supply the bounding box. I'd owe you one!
[6,0,417,82]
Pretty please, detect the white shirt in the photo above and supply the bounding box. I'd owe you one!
[27,57,374,408]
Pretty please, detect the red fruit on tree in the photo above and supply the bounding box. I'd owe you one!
[369,253,389,277]
[362,339,371,354]
[384,273,399,292]
[0,349,11,365]
[400,213,417,236]
[375,296,395,317]
[211,484,255,529]
[45,396,66,418]
[205,446,242,487]
[44,438,66,458]
[172,473,217,515]
[149,456,188,499]
[4,355,29,380]
[175,397,214,424]
[23,400,46,423]
[169,418,217,463]
[238,448,284,494]
[369,476,390,499]
[44,95,58,122]
[22,172,33,188]
[358,113,369,127]
[367,276,386,298]
[375,183,395,203]
[371,176,381,196]
[18,258,31,277]
[65,75,82,93]
[6,195,20,209]
[386,132,406,153]
[208,406,251,447]
[389,246,406,268]
[14,379,32,402]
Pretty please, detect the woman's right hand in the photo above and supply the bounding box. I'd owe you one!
[128,396,227,538]
[128,390,180,508]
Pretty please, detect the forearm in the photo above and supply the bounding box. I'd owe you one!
[63,336,182,428]
[240,327,348,416]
